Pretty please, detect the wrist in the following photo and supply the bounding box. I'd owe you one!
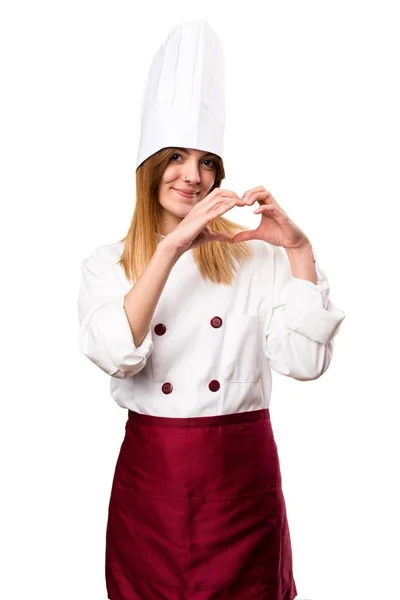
[284,243,318,283]
[285,241,314,260]
[158,236,186,261]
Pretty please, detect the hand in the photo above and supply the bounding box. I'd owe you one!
[165,188,246,253]
[231,186,310,250]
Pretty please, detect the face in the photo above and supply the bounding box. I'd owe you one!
[157,147,218,235]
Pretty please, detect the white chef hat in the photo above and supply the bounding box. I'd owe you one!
[136,20,226,170]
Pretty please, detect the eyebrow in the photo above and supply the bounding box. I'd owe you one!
[174,147,217,159]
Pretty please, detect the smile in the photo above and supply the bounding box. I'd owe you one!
[173,188,199,198]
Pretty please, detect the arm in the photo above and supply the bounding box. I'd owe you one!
[78,239,183,378]
[285,242,318,284]
[123,239,183,347]
[264,244,346,380]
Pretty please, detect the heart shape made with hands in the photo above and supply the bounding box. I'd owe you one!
[209,186,310,250]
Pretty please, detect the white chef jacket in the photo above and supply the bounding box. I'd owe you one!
[77,235,346,417]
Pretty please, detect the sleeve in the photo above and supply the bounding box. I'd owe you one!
[263,244,346,380]
[77,247,154,379]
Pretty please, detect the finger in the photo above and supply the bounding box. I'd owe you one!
[196,201,239,234]
[210,199,244,217]
[203,189,243,206]
[231,229,259,243]
[204,224,234,242]
[219,190,244,203]
[209,230,235,243]
[210,193,245,209]
[254,201,288,218]
[242,187,270,201]
[207,188,238,200]
[244,191,273,205]
[194,192,242,219]
[253,204,276,214]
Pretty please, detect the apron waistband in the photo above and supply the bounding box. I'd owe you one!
[127,407,270,428]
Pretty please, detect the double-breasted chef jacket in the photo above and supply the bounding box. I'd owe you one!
[78,235,346,417]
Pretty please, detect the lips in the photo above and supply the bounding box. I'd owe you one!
[173,188,199,198]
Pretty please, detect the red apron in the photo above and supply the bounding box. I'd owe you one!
[105,408,298,600]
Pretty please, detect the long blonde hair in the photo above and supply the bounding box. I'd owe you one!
[117,147,253,285]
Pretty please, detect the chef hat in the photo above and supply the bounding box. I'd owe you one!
[136,20,226,170]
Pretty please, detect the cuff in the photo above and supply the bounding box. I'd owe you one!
[82,293,154,376]
[285,248,346,345]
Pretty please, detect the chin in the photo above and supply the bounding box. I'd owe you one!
[159,202,191,219]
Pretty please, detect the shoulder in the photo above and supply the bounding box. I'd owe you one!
[82,240,124,265]
[80,241,125,278]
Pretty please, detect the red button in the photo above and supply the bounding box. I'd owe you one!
[162,382,173,394]
[154,323,167,335]
[210,316,223,328]
[208,380,220,392]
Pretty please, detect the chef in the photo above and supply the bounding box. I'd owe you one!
[78,19,346,600]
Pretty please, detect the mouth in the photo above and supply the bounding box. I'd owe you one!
[172,188,199,198]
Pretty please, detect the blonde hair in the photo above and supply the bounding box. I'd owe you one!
[117,147,253,285]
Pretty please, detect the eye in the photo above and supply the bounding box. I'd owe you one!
[202,159,216,169]
[170,153,182,161]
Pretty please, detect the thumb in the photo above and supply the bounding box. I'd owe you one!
[230,230,255,243]
[207,229,235,243]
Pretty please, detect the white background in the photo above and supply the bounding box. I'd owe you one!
[1,1,399,599]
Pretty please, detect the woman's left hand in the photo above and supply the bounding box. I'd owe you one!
[231,186,310,250]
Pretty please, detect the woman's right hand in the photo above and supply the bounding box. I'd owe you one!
[163,188,246,253]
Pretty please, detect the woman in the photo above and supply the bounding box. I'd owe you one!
[78,21,346,600]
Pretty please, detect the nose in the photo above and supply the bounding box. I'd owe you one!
[182,159,201,184]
